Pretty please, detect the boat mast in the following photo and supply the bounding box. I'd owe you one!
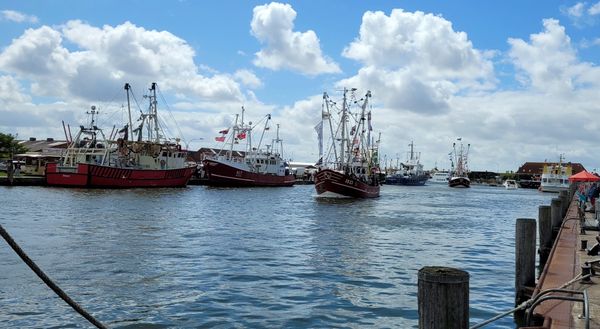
[256,114,270,154]
[124,83,133,142]
[229,113,239,161]
[339,88,347,171]
[346,90,370,167]
[149,82,160,144]
[274,123,282,157]
[323,92,337,166]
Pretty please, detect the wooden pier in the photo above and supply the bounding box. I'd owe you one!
[0,175,45,186]
[526,194,600,328]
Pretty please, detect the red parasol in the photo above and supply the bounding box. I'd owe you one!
[568,170,600,182]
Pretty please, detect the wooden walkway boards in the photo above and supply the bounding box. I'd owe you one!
[527,200,600,328]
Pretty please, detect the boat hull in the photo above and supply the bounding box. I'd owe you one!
[385,174,428,186]
[315,169,380,198]
[448,177,471,188]
[45,162,195,188]
[202,159,295,187]
[539,184,569,193]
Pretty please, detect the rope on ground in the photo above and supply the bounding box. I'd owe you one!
[0,224,108,329]
[468,272,592,329]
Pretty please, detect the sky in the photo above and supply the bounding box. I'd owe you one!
[1,1,600,172]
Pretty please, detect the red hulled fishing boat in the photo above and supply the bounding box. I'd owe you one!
[448,138,471,188]
[314,89,381,198]
[45,83,195,188]
[202,107,295,187]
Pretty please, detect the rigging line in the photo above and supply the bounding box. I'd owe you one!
[157,86,185,142]
[0,224,108,329]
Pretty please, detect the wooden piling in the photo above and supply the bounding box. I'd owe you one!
[418,266,469,329]
[538,205,552,268]
[515,218,536,305]
[550,198,562,234]
[559,190,568,218]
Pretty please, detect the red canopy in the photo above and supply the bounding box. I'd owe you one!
[568,170,600,182]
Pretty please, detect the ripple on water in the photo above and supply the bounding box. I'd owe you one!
[0,184,552,328]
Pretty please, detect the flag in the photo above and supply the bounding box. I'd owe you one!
[237,132,246,139]
[215,136,225,142]
[118,124,128,141]
[219,129,229,134]
[314,121,323,157]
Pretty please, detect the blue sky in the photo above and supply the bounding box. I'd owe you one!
[1,1,600,171]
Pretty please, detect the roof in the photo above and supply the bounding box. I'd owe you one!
[517,162,586,174]
[18,139,68,152]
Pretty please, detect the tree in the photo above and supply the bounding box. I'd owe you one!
[0,132,28,159]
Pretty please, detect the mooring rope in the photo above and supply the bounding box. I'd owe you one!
[469,273,592,329]
[0,224,108,329]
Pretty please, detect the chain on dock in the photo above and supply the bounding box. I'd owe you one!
[0,224,108,329]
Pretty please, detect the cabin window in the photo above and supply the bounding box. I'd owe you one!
[162,151,167,157]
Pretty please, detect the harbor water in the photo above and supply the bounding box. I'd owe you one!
[0,184,552,328]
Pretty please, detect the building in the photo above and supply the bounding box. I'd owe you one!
[13,138,68,176]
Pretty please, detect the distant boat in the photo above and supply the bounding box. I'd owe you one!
[429,171,450,184]
[503,179,519,190]
[385,141,428,186]
[448,139,471,188]
[314,89,381,198]
[539,155,572,193]
[45,83,195,188]
[202,107,295,187]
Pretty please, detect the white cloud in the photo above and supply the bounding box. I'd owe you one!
[507,18,600,93]
[589,1,600,15]
[566,2,586,17]
[233,69,262,88]
[339,9,495,114]
[0,20,245,103]
[1,10,38,24]
[251,2,341,76]
[0,75,30,104]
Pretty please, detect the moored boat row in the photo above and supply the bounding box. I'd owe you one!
[26,83,563,195]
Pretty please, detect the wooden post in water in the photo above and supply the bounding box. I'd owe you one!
[7,160,14,185]
[515,218,536,305]
[538,205,552,269]
[550,198,562,236]
[418,266,469,329]
[559,190,569,218]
